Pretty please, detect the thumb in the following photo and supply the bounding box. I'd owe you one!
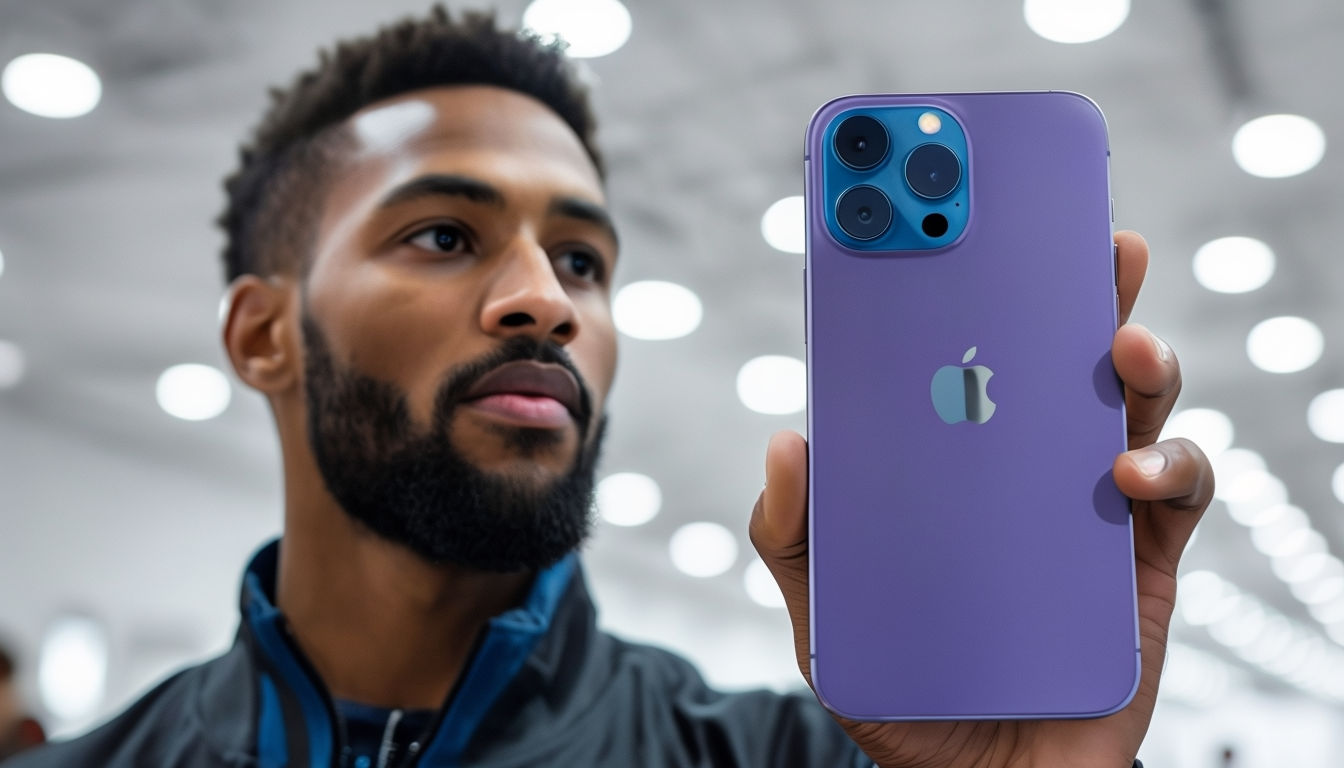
[749,429,813,683]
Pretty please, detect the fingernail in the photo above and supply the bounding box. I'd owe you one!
[1149,328,1172,362]
[1133,448,1167,477]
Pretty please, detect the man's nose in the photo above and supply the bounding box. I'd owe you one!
[479,239,580,346]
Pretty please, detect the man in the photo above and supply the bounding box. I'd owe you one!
[7,7,1212,768]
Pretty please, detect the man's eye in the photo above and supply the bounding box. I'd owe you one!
[559,249,603,282]
[407,224,470,254]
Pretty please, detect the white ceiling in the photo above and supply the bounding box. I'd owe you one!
[1,0,1343,741]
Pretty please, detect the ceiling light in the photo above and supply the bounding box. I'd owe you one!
[1208,597,1266,648]
[1292,575,1344,605]
[156,363,231,421]
[1285,642,1334,682]
[2,53,102,118]
[1230,492,1295,532]
[1267,636,1324,678]
[669,522,738,578]
[1231,501,1289,528]
[1213,449,1273,503]
[1248,505,1308,556]
[0,246,5,279]
[1260,632,1315,676]
[1178,569,1225,599]
[596,472,661,527]
[1334,464,1344,505]
[1246,316,1323,374]
[1262,527,1326,564]
[1160,407,1234,458]
[38,615,108,721]
[1308,390,1344,443]
[1302,656,1344,696]
[1023,0,1129,43]
[612,280,702,340]
[1232,114,1326,178]
[1178,570,1236,626]
[1285,640,1333,686]
[1271,548,1334,583]
[0,340,25,389]
[736,355,806,415]
[1192,237,1275,294]
[1309,596,1344,625]
[1235,615,1293,665]
[743,558,786,608]
[1328,622,1344,647]
[1219,469,1286,508]
[522,0,632,58]
[760,196,805,254]
[1210,448,1265,489]
[1181,576,1344,703]
[1266,644,1328,687]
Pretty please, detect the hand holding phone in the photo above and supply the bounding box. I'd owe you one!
[746,92,1215,766]
[751,235,1212,767]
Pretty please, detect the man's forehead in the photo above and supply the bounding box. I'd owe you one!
[310,85,609,261]
[346,85,597,182]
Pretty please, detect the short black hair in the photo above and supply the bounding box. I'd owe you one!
[217,6,604,284]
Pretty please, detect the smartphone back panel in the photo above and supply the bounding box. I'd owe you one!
[805,92,1140,720]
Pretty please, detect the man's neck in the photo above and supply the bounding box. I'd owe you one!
[275,507,533,711]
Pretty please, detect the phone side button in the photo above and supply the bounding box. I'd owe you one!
[1115,243,1124,314]
[802,267,808,345]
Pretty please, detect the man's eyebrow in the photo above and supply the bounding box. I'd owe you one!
[549,196,620,249]
[376,174,505,210]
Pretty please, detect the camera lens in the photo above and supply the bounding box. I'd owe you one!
[834,115,889,170]
[835,185,892,240]
[905,143,962,199]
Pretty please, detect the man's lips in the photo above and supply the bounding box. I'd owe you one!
[465,393,571,428]
[461,361,583,428]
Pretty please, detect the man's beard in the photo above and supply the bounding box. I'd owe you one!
[301,313,605,572]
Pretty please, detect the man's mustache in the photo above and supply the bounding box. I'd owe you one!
[432,336,594,430]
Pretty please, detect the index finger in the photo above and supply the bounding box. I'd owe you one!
[1116,230,1149,326]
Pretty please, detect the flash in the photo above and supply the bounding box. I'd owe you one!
[918,112,942,135]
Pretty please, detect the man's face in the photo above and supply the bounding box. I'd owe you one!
[298,86,618,571]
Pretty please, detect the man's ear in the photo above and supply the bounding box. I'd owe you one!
[221,275,300,395]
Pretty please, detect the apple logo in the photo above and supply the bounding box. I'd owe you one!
[930,346,997,424]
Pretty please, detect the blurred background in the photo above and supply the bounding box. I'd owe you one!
[0,0,1341,764]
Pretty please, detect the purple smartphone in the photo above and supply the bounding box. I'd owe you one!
[805,92,1140,721]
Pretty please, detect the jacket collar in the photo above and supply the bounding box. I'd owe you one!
[235,538,576,767]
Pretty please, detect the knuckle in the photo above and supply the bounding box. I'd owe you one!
[1159,438,1215,511]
